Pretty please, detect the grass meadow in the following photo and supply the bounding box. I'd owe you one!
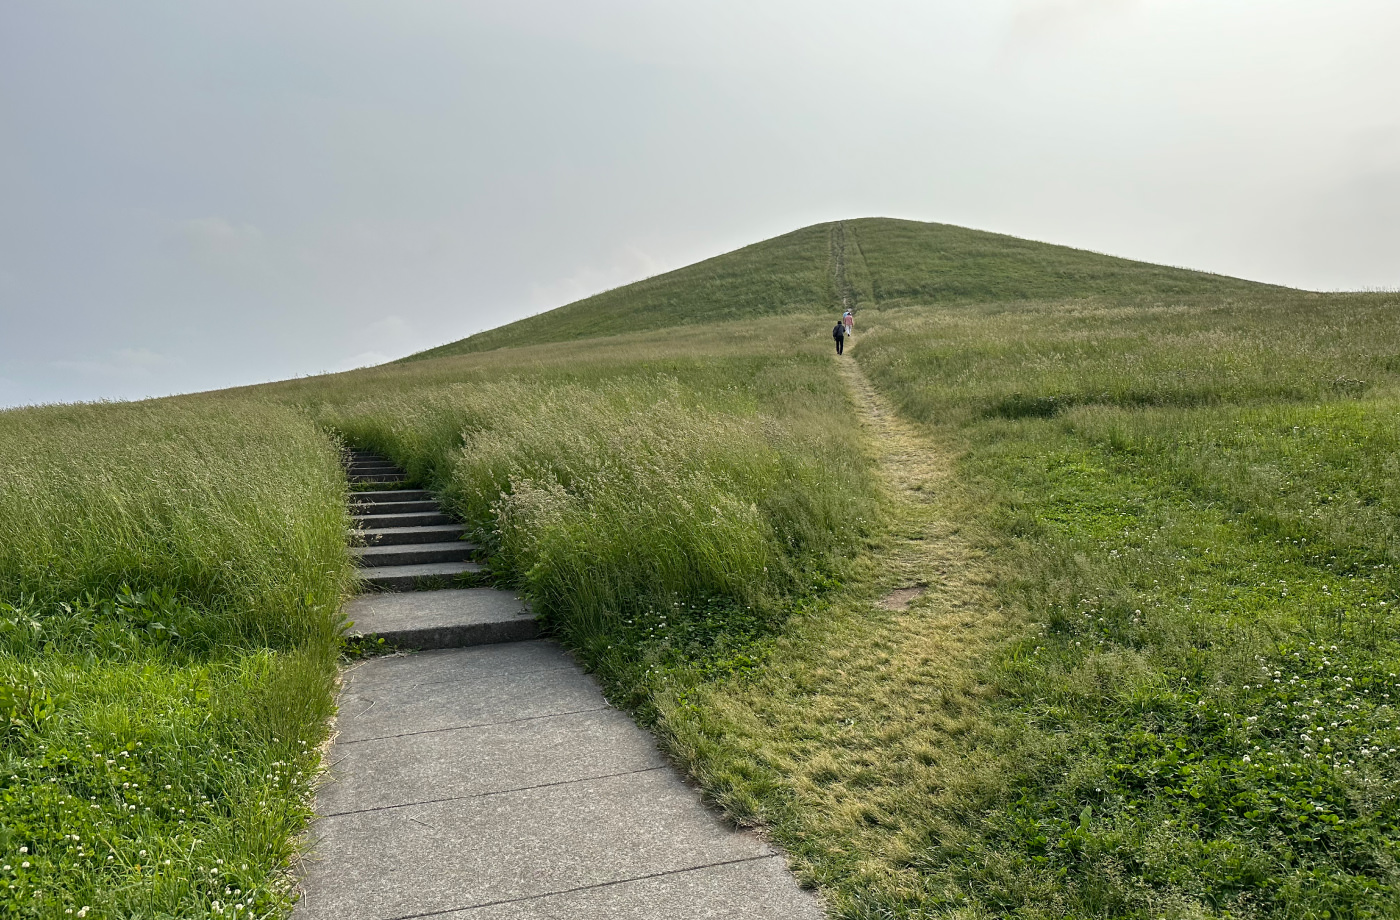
[256,318,878,714]
[0,401,351,918]
[0,318,878,918]
[4,218,1398,918]
[839,291,1400,917]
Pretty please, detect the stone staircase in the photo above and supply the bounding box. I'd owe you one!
[347,450,482,591]
[341,449,536,647]
[295,449,821,919]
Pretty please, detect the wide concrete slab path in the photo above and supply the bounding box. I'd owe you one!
[296,639,823,920]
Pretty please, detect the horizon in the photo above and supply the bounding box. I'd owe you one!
[4,1,1398,407]
[7,214,1332,407]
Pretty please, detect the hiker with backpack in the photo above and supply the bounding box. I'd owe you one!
[833,318,847,355]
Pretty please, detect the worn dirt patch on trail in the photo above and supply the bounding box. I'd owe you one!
[878,586,926,610]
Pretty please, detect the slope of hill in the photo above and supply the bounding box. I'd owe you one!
[5,209,1395,919]
[407,217,1281,360]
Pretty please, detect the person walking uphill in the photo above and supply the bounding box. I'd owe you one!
[833,318,847,355]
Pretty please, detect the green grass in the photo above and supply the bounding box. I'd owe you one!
[407,218,1274,360]
[846,218,1277,307]
[407,224,836,359]
[0,400,350,918]
[836,291,1400,917]
[268,320,878,715]
[5,215,1396,919]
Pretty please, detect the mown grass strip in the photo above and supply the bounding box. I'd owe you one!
[848,292,1400,918]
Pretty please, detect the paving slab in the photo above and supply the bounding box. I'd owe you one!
[316,707,666,815]
[344,588,537,649]
[296,769,779,920]
[335,646,604,743]
[342,641,574,691]
[298,644,820,920]
[438,856,821,919]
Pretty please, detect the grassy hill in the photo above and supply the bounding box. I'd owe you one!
[406,217,1279,360]
[5,214,1396,919]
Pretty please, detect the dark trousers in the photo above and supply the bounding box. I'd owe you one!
[835,336,844,354]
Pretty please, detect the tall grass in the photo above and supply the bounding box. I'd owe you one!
[0,398,351,917]
[303,331,875,711]
[0,400,350,646]
[857,293,1400,424]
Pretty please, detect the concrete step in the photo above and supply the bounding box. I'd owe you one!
[349,471,408,483]
[352,523,465,546]
[358,560,483,591]
[342,588,537,650]
[351,489,431,505]
[348,463,402,474]
[354,500,439,515]
[353,541,475,567]
[353,510,453,528]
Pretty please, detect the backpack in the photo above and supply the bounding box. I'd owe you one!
[834,323,845,337]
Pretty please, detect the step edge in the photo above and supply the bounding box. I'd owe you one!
[346,619,540,650]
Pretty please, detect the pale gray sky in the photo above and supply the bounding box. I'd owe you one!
[3,1,1397,406]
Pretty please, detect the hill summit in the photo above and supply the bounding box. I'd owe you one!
[406,218,1278,361]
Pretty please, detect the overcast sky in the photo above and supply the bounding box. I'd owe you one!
[3,1,1397,406]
